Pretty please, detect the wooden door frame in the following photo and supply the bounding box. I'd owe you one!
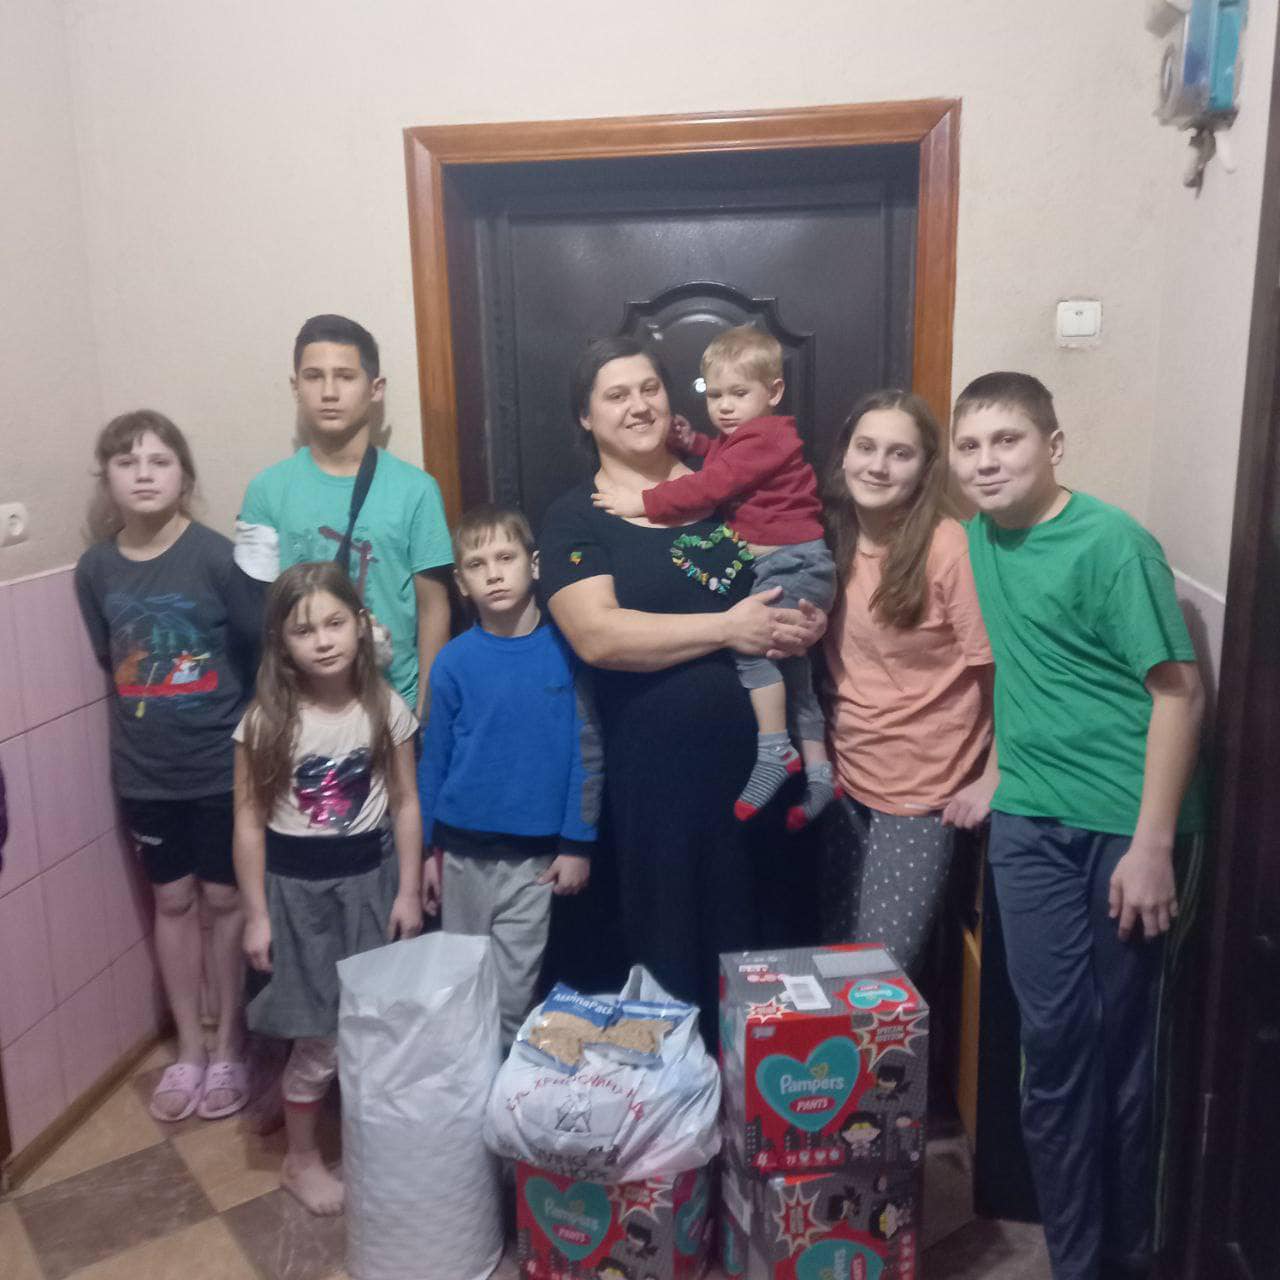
[403,99,960,520]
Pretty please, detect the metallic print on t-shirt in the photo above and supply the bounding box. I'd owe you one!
[293,748,372,831]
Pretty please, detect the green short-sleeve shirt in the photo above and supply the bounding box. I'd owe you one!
[237,447,451,705]
[966,492,1207,836]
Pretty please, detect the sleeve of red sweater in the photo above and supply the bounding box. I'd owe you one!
[680,430,713,459]
[641,421,799,523]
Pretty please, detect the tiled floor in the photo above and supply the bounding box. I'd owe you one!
[1,1040,1050,1279]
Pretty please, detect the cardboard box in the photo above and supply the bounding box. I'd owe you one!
[515,1160,713,1280]
[719,1146,921,1280]
[720,946,928,1175]
[718,1183,751,1279]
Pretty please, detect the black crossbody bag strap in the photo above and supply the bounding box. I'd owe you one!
[334,446,378,576]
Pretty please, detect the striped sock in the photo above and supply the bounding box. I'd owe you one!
[786,762,839,832]
[735,733,801,821]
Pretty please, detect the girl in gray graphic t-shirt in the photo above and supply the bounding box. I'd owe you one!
[75,410,260,1125]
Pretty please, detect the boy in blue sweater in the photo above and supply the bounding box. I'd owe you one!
[419,504,602,1044]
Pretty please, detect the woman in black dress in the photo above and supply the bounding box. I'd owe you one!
[539,336,824,1038]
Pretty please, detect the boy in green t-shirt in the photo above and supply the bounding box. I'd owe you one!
[234,315,452,715]
[952,372,1205,1280]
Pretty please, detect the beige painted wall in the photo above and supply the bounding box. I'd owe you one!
[3,0,1274,586]
[1,0,102,579]
[1146,0,1278,596]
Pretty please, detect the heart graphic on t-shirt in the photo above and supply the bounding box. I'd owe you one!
[668,523,753,597]
[293,748,372,831]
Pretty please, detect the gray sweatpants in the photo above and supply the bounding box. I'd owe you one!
[821,796,955,977]
[734,538,837,743]
[442,852,553,1046]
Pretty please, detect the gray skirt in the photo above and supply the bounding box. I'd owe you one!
[246,834,399,1040]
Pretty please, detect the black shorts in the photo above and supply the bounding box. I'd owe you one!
[119,793,236,887]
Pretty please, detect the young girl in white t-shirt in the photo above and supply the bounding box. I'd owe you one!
[234,560,422,1215]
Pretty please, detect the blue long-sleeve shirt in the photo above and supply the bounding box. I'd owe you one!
[417,622,602,857]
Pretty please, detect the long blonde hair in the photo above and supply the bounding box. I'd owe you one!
[822,390,951,630]
[242,562,393,812]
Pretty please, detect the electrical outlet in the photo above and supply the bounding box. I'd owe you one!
[0,502,29,547]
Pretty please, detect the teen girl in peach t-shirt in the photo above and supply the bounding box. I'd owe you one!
[821,391,996,974]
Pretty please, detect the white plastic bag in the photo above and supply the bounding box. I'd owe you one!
[339,932,502,1280]
[483,966,721,1183]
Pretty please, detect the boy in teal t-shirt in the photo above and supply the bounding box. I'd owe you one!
[952,373,1205,1280]
[234,315,452,713]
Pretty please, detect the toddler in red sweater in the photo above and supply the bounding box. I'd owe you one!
[594,325,837,828]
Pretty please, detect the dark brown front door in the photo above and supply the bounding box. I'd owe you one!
[443,144,918,530]
[1187,285,1280,1280]
[1185,16,1280,1275]
[403,101,960,527]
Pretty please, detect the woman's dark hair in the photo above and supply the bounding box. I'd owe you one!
[569,336,672,422]
[822,389,951,630]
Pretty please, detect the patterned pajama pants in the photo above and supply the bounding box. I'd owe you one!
[822,795,956,977]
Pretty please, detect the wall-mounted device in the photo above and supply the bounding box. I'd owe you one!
[1146,0,1248,127]
[1146,0,1249,188]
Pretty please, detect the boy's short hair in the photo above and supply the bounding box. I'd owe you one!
[953,371,1059,436]
[700,324,783,384]
[451,502,536,564]
[293,314,380,380]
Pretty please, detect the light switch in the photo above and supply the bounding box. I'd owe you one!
[1057,300,1102,341]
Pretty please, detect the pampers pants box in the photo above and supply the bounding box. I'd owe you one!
[719,1147,921,1280]
[719,946,928,1176]
[515,1160,713,1280]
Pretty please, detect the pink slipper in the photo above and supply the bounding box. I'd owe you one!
[197,1060,251,1120]
[149,1062,206,1123]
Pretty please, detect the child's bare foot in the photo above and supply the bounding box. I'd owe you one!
[281,1153,344,1215]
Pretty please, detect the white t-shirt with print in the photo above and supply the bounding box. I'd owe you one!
[235,688,417,836]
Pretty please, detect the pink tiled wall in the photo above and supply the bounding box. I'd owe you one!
[1,566,163,1154]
